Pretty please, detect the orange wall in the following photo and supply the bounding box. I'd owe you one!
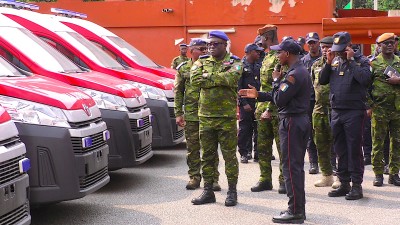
[36,0,334,67]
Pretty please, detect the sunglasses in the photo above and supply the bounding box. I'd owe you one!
[207,42,225,47]
[381,40,395,46]
[193,47,207,51]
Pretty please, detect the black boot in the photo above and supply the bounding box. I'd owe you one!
[278,182,286,194]
[373,174,383,187]
[388,174,400,186]
[272,210,304,224]
[328,182,351,197]
[225,184,237,207]
[191,183,216,205]
[251,180,272,192]
[345,184,363,200]
[309,163,319,174]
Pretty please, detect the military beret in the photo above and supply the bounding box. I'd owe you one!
[377,33,395,44]
[331,31,351,52]
[306,32,320,43]
[320,36,334,44]
[209,30,229,41]
[297,36,306,45]
[245,43,264,53]
[257,24,277,35]
[179,43,187,47]
[254,35,262,44]
[270,39,302,55]
[189,38,207,46]
[395,35,399,41]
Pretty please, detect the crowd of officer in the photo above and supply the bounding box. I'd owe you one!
[173,26,400,224]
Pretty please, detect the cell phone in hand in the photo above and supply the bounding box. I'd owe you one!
[384,65,400,78]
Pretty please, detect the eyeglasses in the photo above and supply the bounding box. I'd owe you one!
[193,47,207,51]
[207,42,225,47]
[381,40,395,46]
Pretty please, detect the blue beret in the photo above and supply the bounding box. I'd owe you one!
[209,30,229,41]
[189,38,207,46]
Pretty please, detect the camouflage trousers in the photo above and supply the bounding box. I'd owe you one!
[199,117,239,185]
[257,117,284,183]
[371,107,400,175]
[184,121,220,181]
[312,113,334,176]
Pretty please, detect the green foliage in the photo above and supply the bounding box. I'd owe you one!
[336,0,400,10]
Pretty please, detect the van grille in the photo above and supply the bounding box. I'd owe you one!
[0,136,21,148]
[0,202,29,225]
[128,104,148,113]
[174,129,184,140]
[166,97,174,102]
[71,132,107,154]
[136,144,152,159]
[129,116,151,132]
[0,154,25,185]
[79,166,108,190]
[69,117,103,129]
[168,107,175,118]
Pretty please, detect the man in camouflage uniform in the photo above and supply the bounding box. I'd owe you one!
[370,33,400,187]
[311,36,335,187]
[174,39,221,191]
[250,24,286,194]
[171,43,189,69]
[190,31,242,207]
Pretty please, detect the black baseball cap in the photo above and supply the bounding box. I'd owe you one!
[245,43,264,53]
[306,32,320,43]
[270,39,302,55]
[331,32,351,52]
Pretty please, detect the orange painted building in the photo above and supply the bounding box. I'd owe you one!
[34,0,336,67]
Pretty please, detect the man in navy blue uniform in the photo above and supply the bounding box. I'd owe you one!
[319,32,371,200]
[238,43,263,163]
[239,39,311,224]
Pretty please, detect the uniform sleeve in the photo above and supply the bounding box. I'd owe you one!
[319,63,331,85]
[350,59,372,87]
[171,58,176,69]
[263,57,280,110]
[190,60,204,89]
[174,69,185,117]
[273,74,302,107]
[257,91,273,102]
[202,61,243,89]
[237,71,248,106]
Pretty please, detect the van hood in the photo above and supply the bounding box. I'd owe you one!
[0,75,95,110]
[114,68,174,90]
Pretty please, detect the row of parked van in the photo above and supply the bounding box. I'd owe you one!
[0,1,183,224]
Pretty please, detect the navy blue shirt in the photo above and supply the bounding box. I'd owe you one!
[238,57,261,106]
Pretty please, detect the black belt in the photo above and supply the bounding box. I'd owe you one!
[279,113,307,119]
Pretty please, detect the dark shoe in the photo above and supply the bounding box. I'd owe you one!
[191,184,216,205]
[345,184,363,200]
[247,153,252,160]
[384,164,389,175]
[364,155,371,165]
[253,158,259,163]
[225,184,237,207]
[240,155,248,163]
[212,182,221,191]
[272,211,304,224]
[271,154,276,160]
[278,182,287,194]
[388,174,400,186]
[328,182,351,197]
[186,178,201,190]
[373,174,383,187]
[251,180,273,192]
[309,163,319,174]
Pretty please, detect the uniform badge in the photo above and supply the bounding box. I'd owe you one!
[286,75,296,84]
[332,61,339,67]
[339,71,344,76]
[191,65,198,71]
[334,37,340,44]
[280,83,289,92]
[235,65,241,71]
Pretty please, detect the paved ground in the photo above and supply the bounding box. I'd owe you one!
[31,143,400,225]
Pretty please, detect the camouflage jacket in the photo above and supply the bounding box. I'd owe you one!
[312,56,330,114]
[256,50,279,118]
[371,54,400,110]
[174,59,200,122]
[171,55,189,69]
[190,53,242,118]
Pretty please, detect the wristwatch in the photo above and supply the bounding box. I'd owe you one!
[273,77,279,82]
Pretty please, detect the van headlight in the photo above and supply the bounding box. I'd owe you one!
[0,96,70,128]
[127,82,167,101]
[77,88,128,112]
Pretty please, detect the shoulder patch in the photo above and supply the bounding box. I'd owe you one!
[286,75,295,84]
[199,55,210,59]
[230,55,240,60]
[176,61,187,70]
[280,83,289,92]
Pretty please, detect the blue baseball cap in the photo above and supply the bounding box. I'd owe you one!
[245,43,264,53]
[179,43,187,47]
[209,30,229,41]
[331,32,351,52]
[189,38,207,46]
[306,32,320,43]
[270,39,302,55]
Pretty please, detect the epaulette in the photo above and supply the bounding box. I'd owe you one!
[199,55,210,59]
[176,61,187,70]
[230,55,240,60]
[369,56,377,62]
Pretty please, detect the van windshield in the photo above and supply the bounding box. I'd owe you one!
[57,31,125,70]
[104,36,161,68]
[0,27,83,73]
[0,57,23,77]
